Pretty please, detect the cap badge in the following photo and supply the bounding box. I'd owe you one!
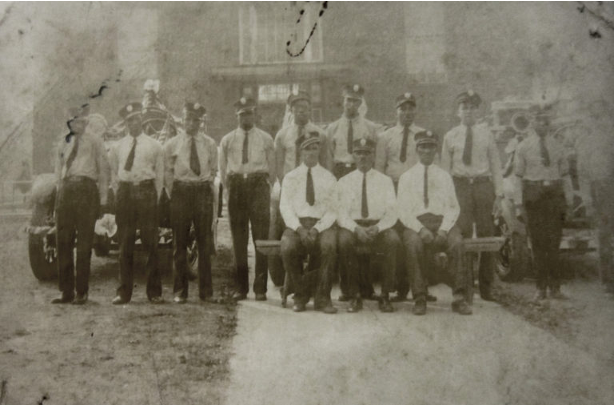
[240,97,246,105]
[194,103,200,110]
[404,92,411,99]
[468,90,474,96]
[353,84,360,92]
[360,138,366,146]
[427,131,432,137]
[292,89,299,96]
[126,105,133,113]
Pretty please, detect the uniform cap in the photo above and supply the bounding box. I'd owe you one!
[455,90,482,107]
[184,102,207,118]
[119,102,143,120]
[352,137,376,152]
[287,89,311,106]
[395,92,417,108]
[298,131,321,150]
[234,97,257,115]
[414,130,438,146]
[342,84,365,99]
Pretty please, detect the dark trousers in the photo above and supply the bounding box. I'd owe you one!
[281,222,337,305]
[115,181,161,301]
[592,180,614,290]
[333,162,356,180]
[268,198,286,287]
[453,177,495,294]
[227,174,270,295]
[171,181,214,299]
[55,177,99,297]
[402,226,468,302]
[523,182,566,291]
[338,227,399,297]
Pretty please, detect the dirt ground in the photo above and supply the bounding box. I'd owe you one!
[0,214,237,404]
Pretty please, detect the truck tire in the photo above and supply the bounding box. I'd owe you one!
[28,201,57,281]
[93,235,111,257]
[496,233,530,282]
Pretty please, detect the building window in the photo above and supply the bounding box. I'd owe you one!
[404,3,447,83]
[239,2,324,65]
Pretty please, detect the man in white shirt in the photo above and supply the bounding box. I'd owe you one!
[280,134,338,314]
[337,138,400,313]
[164,102,218,303]
[109,102,164,305]
[398,131,472,315]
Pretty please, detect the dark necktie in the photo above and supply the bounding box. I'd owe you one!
[124,136,137,171]
[190,136,201,176]
[424,165,429,208]
[306,167,315,206]
[400,125,409,163]
[242,130,249,164]
[462,125,473,166]
[361,172,369,218]
[539,136,551,167]
[65,135,79,174]
[347,120,354,154]
[295,125,304,167]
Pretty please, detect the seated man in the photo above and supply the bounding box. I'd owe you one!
[280,132,338,314]
[398,131,472,315]
[337,138,400,313]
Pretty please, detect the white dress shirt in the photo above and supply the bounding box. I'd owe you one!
[274,122,330,180]
[397,162,460,233]
[441,123,503,196]
[326,115,378,164]
[219,126,275,184]
[280,163,337,233]
[375,123,425,182]
[337,168,397,232]
[109,133,164,198]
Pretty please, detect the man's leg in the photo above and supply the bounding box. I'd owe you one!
[195,185,214,300]
[392,221,409,301]
[545,188,566,294]
[227,178,249,296]
[403,228,427,303]
[374,229,399,312]
[268,198,286,287]
[74,181,99,299]
[314,227,337,313]
[338,228,360,311]
[281,228,307,309]
[248,177,270,296]
[54,183,76,302]
[474,181,496,299]
[171,184,191,300]
[137,184,161,300]
[115,183,136,302]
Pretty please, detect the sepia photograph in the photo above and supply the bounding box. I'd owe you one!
[0,1,613,404]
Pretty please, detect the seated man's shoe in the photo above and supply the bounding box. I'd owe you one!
[549,288,568,300]
[413,299,427,316]
[532,289,547,303]
[347,298,363,313]
[426,294,438,302]
[292,301,306,312]
[173,296,187,304]
[452,300,473,315]
[390,294,408,303]
[338,293,350,302]
[149,296,164,304]
[232,292,247,301]
[362,292,381,302]
[51,293,74,304]
[480,290,495,302]
[72,293,88,305]
[200,295,218,304]
[112,296,129,305]
[379,296,394,313]
[255,293,267,301]
[317,303,338,314]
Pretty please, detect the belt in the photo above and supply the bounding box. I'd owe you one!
[523,179,562,187]
[63,175,95,183]
[228,172,268,180]
[334,162,355,169]
[119,179,155,187]
[453,176,492,185]
[299,217,319,229]
[173,180,212,187]
[355,219,378,227]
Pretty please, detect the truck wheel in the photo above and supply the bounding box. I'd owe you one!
[28,202,57,281]
[93,235,110,257]
[496,233,528,282]
[186,226,198,281]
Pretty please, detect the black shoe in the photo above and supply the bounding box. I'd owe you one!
[293,301,306,312]
[232,292,247,301]
[426,294,438,302]
[149,296,164,304]
[379,297,394,313]
[316,303,338,314]
[390,294,408,303]
[347,298,363,313]
[452,300,472,315]
[480,290,495,301]
[255,293,267,301]
[199,295,218,304]
[51,293,74,304]
[532,289,547,303]
[112,296,129,305]
[173,296,187,304]
[72,293,88,305]
[338,294,350,302]
[413,299,427,316]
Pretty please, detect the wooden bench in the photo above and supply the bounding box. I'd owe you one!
[255,236,505,307]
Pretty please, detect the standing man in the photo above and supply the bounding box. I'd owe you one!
[109,102,164,305]
[326,84,378,300]
[52,104,109,305]
[399,131,471,315]
[514,104,569,301]
[220,97,275,301]
[337,138,399,313]
[441,90,503,301]
[280,133,338,313]
[270,90,329,286]
[164,102,218,303]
